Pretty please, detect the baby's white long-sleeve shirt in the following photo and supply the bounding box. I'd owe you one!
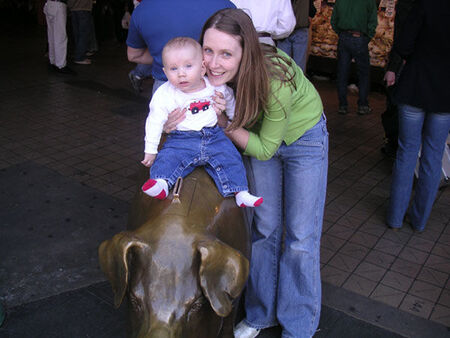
[144,77,235,154]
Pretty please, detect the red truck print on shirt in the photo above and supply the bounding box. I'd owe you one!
[189,100,210,114]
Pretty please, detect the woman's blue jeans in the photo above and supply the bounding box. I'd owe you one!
[244,115,328,338]
[387,104,450,231]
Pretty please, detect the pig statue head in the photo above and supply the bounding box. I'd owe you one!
[99,168,250,337]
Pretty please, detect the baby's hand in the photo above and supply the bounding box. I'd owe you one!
[141,153,156,167]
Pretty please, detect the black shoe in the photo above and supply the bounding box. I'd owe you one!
[381,141,397,159]
[357,105,372,115]
[338,105,348,115]
[55,66,76,75]
[128,72,143,94]
[412,227,424,234]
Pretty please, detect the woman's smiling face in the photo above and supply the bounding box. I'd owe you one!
[202,28,243,86]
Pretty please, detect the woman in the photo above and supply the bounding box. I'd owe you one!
[203,9,327,338]
[166,8,327,338]
[386,0,450,233]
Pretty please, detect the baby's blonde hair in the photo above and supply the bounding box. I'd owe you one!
[162,37,202,66]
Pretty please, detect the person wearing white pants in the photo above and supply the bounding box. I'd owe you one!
[44,0,74,74]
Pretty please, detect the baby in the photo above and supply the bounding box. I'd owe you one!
[141,37,262,208]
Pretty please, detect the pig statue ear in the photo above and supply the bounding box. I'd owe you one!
[197,239,249,317]
[98,232,150,308]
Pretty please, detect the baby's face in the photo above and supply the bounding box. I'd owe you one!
[163,45,206,93]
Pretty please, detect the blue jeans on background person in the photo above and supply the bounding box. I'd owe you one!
[387,104,450,231]
[130,63,153,80]
[277,27,309,72]
[336,32,370,108]
[243,115,328,338]
[71,10,92,61]
[129,64,154,94]
[88,13,98,53]
[150,125,249,196]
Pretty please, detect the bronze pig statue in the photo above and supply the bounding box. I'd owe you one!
[99,168,250,337]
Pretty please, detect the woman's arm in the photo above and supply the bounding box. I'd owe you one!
[225,127,249,151]
[242,79,293,160]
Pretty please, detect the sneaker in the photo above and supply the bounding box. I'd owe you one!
[234,321,260,338]
[128,72,143,94]
[74,59,91,65]
[86,50,96,57]
[357,105,371,115]
[338,105,348,115]
[55,66,77,75]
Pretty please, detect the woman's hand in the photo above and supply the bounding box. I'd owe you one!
[141,153,156,167]
[212,90,229,127]
[163,107,186,133]
[212,90,226,115]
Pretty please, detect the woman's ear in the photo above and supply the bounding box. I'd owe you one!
[201,60,206,77]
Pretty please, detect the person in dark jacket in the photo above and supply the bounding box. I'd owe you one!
[386,0,450,233]
[381,0,417,158]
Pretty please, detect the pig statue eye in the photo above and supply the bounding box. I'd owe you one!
[188,297,206,315]
[129,294,142,312]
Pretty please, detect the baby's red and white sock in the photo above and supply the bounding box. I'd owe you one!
[235,191,263,208]
[142,178,168,200]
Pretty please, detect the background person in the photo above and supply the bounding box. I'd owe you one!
[277,0,317,72]
[126,0,153,94]
[126,0,236,95]
[386,0,450,233]
[230,0,296,46]
[331,0,377,115]
[68,0,94,65]
[43,0,74,74]
[381,0,417,158]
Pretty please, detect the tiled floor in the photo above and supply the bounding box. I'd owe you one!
[1,18,449,331]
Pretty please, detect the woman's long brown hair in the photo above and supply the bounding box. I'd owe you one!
[200,9,296,130]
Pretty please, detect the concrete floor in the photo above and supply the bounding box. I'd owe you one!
[0,14,449,338]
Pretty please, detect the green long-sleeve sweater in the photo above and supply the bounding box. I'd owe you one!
[330,0,378,39]
[244,49,323,161]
